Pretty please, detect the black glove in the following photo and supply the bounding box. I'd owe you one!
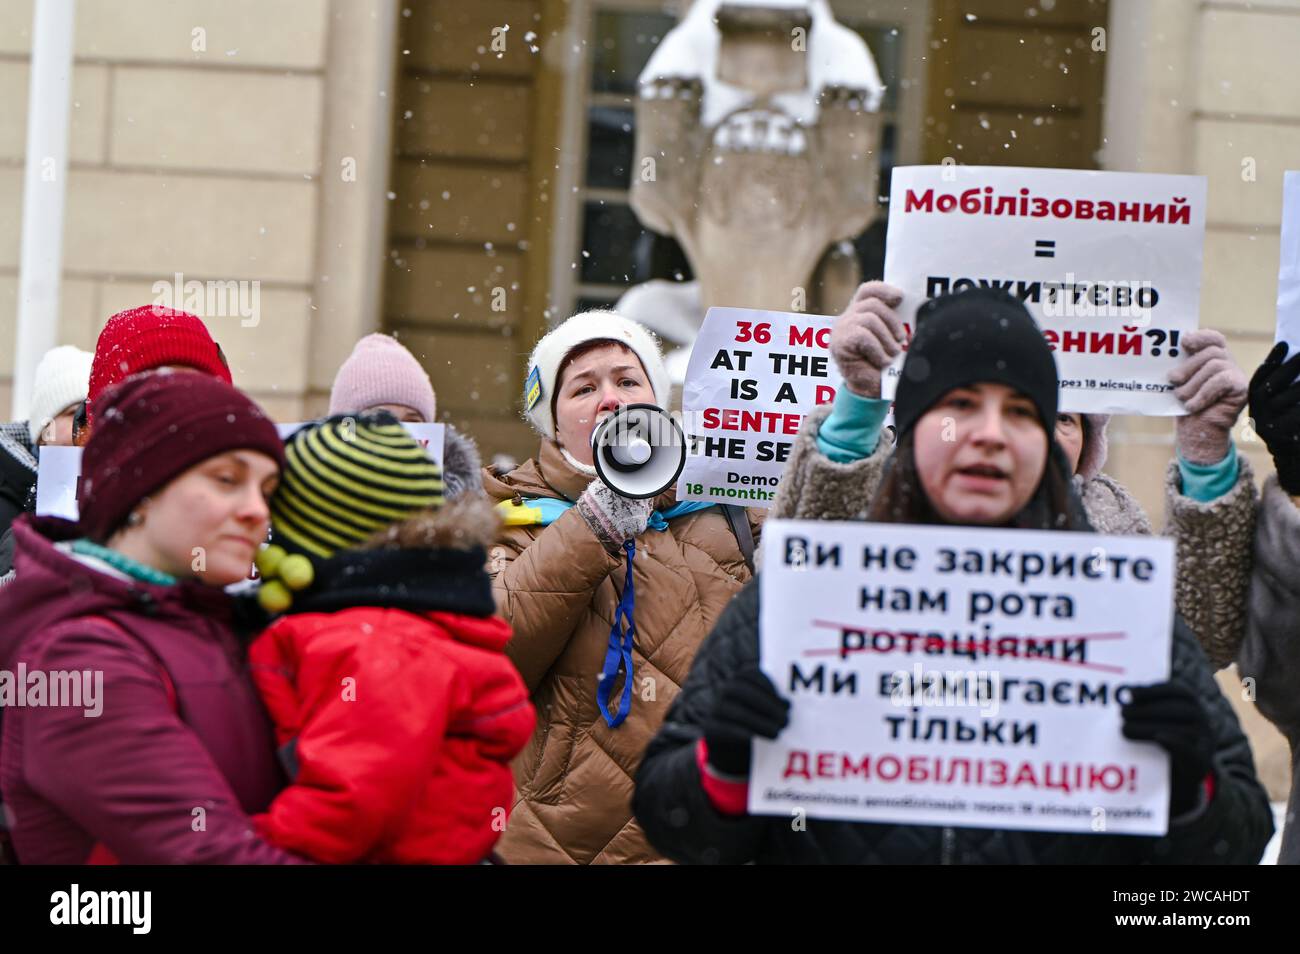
[1121,682,1214,818]
[1248,341,1300,494]
[702,663,791,777]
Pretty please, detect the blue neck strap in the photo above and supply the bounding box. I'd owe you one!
[596,540,638,728]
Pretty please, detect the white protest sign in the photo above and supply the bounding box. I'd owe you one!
[677,307,842,507]
[399,422,445,468]
[751,520,1175,836]
[35,422,446,521]
[33,446,84,521]
[882,165,1207,415]
[1276,170,1300,357]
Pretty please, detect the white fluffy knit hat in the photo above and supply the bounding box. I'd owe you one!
[28,345,93,443]
[523,310,671,441]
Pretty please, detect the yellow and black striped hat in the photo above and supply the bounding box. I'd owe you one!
[270,411,443,559]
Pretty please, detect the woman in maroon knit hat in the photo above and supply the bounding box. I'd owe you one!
[0,371,307,864]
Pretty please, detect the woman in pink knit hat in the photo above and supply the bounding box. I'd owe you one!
[328,333,482,500]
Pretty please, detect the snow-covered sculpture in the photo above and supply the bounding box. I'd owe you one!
[618,0,885,382]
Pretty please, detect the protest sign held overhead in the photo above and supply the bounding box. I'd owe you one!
[882,165,1208,415]
[751,519,1175,836]
[677,307,843,507]
[1277,171,1300,357]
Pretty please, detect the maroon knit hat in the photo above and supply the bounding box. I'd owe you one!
[79,372,285,542]
[86,306,232,427]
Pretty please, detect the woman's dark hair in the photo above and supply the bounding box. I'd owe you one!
[866,428,1093,532]
[549,338,644,425]
[71,399,89,447]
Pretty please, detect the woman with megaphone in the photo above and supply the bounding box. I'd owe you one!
[482,310,762,864]
[632,288,1271,864]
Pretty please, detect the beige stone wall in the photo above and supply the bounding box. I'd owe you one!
[0,0,396,424]
[382,0,555,462]
[1101,0,1289,520]
[923,0,1109,168]
[1103,0,1296,802]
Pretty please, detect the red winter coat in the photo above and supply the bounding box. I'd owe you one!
[247,501,534,865]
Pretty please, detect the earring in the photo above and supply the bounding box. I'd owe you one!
[127,511,145,528]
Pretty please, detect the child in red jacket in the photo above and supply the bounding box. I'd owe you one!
[248,412,534,864]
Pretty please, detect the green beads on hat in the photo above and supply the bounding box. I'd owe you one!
[258,580,292,614]
[255,545,315,615]
[255,544,286,578]
[279,554,314,590]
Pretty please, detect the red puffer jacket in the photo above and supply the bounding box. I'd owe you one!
[247,501,534,865]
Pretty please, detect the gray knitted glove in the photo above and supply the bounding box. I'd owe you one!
[1169,329,1248,465]
[576,479,652,552]
[829,281,906,398]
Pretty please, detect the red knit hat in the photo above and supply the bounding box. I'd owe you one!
[86,306,232,427]
[79,371,285,542]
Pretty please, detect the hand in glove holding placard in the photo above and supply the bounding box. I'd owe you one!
[1169,330,1249,465]
[829,281,907,399]
[1249,342,1300,494]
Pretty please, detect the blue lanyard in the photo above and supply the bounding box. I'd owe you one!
[596,540,637,728]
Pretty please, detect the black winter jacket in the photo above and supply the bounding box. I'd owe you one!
[0,421,37,580]
[633,579,1273,865]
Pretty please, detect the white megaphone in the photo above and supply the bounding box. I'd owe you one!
[590,403,687,499]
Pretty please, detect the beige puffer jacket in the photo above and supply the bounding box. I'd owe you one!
[483,440,760,864]
[772,405,1258,668]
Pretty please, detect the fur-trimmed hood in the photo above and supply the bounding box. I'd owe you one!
[359,495,499,552]
[442,423,483,500]
[1077,414,1110,481]
[281,496,501,619]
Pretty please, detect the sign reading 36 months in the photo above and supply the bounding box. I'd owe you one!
[677,307,842,508]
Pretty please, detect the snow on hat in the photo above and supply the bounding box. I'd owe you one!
[1077,414,1111,481]
[328,333,437,423]
[87,306,232,427]
[28,345,93,444]
[522,310,671,441]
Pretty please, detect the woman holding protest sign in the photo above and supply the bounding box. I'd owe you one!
[0,372,306,864]
[770,281,1258,669]
[482,310,762,864]
[633,288,1272,864]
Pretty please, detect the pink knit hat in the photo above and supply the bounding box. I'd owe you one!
[328,333,437,422]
